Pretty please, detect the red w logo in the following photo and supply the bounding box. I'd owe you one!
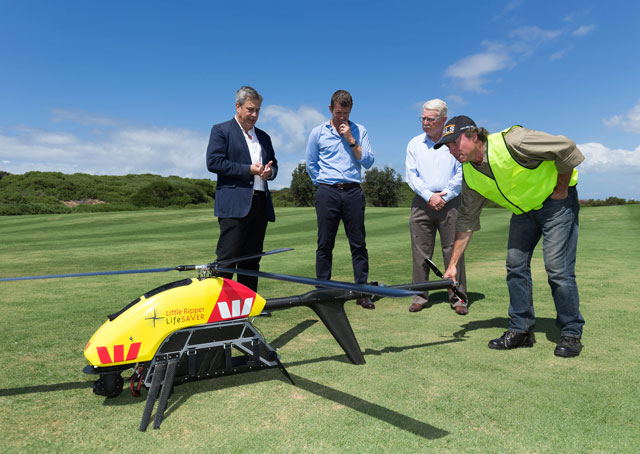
[208,279,257,322]
[96,342,141,364]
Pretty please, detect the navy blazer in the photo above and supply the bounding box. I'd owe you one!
[206,118,278,221]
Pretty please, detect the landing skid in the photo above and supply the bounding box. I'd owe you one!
[139,319,293,431]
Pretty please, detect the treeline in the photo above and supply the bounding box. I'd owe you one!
[0,171,216,215]
[0,170,636,215]
[578,197,636,207]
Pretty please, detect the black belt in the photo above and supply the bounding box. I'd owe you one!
[253,190,266,196]
[320,182,360,190]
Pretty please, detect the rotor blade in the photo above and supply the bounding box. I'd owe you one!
[424,257,444,279]
[215,248,294,267]
[0,267,179,282]
[214,266,417,298]
[423,257,466,302]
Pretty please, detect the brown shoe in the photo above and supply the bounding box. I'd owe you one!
[409,303,424,312]
[357,298,375,309]
[450,297,468,315]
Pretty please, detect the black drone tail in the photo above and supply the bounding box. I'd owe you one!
[309,300,365,365]
[267,288,371,365]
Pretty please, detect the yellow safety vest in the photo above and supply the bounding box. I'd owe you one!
[462,126,578,214]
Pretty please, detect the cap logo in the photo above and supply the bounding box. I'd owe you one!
[442,124,456,136]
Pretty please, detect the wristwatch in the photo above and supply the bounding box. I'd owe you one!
[349,140,358,147]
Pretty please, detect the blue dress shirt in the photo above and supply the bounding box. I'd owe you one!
[405,132,462,203]
[306,120,375,185]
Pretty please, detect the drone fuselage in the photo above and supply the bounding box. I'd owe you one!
[84,277,266,369]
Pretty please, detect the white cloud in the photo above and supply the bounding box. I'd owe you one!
[260,105,326,156]
[510,26,562,42]
[577,142,640,173]
[443,25,562,92]
[603,101,640,133]
[573,24,596,36]
[445,94,466,107]
[50,108,123,127]
[563,9,592,22]
[0,106,327,189]
[0,117,210,178]
[445,12,596,90]
[492,0,524,20]
[549,44,574,61]
[257,105,326,188]
[444,51,512,92]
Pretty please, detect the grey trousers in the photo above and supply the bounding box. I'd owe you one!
[409,194,467,305]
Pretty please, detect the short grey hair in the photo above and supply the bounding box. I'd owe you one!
[422,99,447,118]
[236,86,263,106]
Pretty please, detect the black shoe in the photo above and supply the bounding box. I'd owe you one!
[356,298,375,309]
[488,330,535,350]
[554,336,582,357]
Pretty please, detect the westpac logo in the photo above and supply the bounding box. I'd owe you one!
[208,279,259,322]
[96,342,141,364]
[216,298,255,319]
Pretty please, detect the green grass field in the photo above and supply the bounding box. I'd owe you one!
[1,205,639,453]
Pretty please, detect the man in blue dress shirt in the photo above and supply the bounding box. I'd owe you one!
[405,99,468,314]
[306,90,376,309]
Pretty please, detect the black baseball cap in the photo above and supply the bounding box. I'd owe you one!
[434,115,477,149]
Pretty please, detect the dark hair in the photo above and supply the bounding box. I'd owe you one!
[330,90,353,110]
[464,126,489,143]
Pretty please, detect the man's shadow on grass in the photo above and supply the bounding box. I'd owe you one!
[452,316,563,344]
[420,290,485,309]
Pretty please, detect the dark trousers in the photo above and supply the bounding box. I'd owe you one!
[215,193,269,292]
[315,184,368,284]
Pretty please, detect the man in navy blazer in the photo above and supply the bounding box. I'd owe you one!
[206,86,278,292]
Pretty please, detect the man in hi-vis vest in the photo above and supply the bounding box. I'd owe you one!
[437,115,585,358]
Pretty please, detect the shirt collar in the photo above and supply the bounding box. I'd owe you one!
[422,133,439,147]
[234,117,256,139]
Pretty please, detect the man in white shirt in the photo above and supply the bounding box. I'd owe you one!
[405,99,468,314]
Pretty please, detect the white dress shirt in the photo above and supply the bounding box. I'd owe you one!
[405,132,462,203]
[236,118,265,191]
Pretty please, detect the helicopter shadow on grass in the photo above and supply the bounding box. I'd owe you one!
[106,319,450,439]
[0,380,92,398]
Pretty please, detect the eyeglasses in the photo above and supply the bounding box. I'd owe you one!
[420,116,442,123]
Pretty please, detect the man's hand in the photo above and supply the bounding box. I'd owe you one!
[250,162,264,176]
[444,231,473,282]
[443,264,457,282]
[338,122,352,142]
[260,160,273,180]
[429,192,447,211]
[550,172,571,199]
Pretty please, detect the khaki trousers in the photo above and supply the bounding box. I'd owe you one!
[409,194,467,305]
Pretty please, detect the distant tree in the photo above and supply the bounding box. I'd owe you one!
[290,163,316,207]
[362,166,403,207]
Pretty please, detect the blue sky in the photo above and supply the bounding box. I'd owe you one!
[1,0,639,199]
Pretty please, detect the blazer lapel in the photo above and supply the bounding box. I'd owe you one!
[231,118,252,163]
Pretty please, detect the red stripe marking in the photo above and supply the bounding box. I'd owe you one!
[97,346,112,364]
[113,344,124,363]
[126,342,141,361]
